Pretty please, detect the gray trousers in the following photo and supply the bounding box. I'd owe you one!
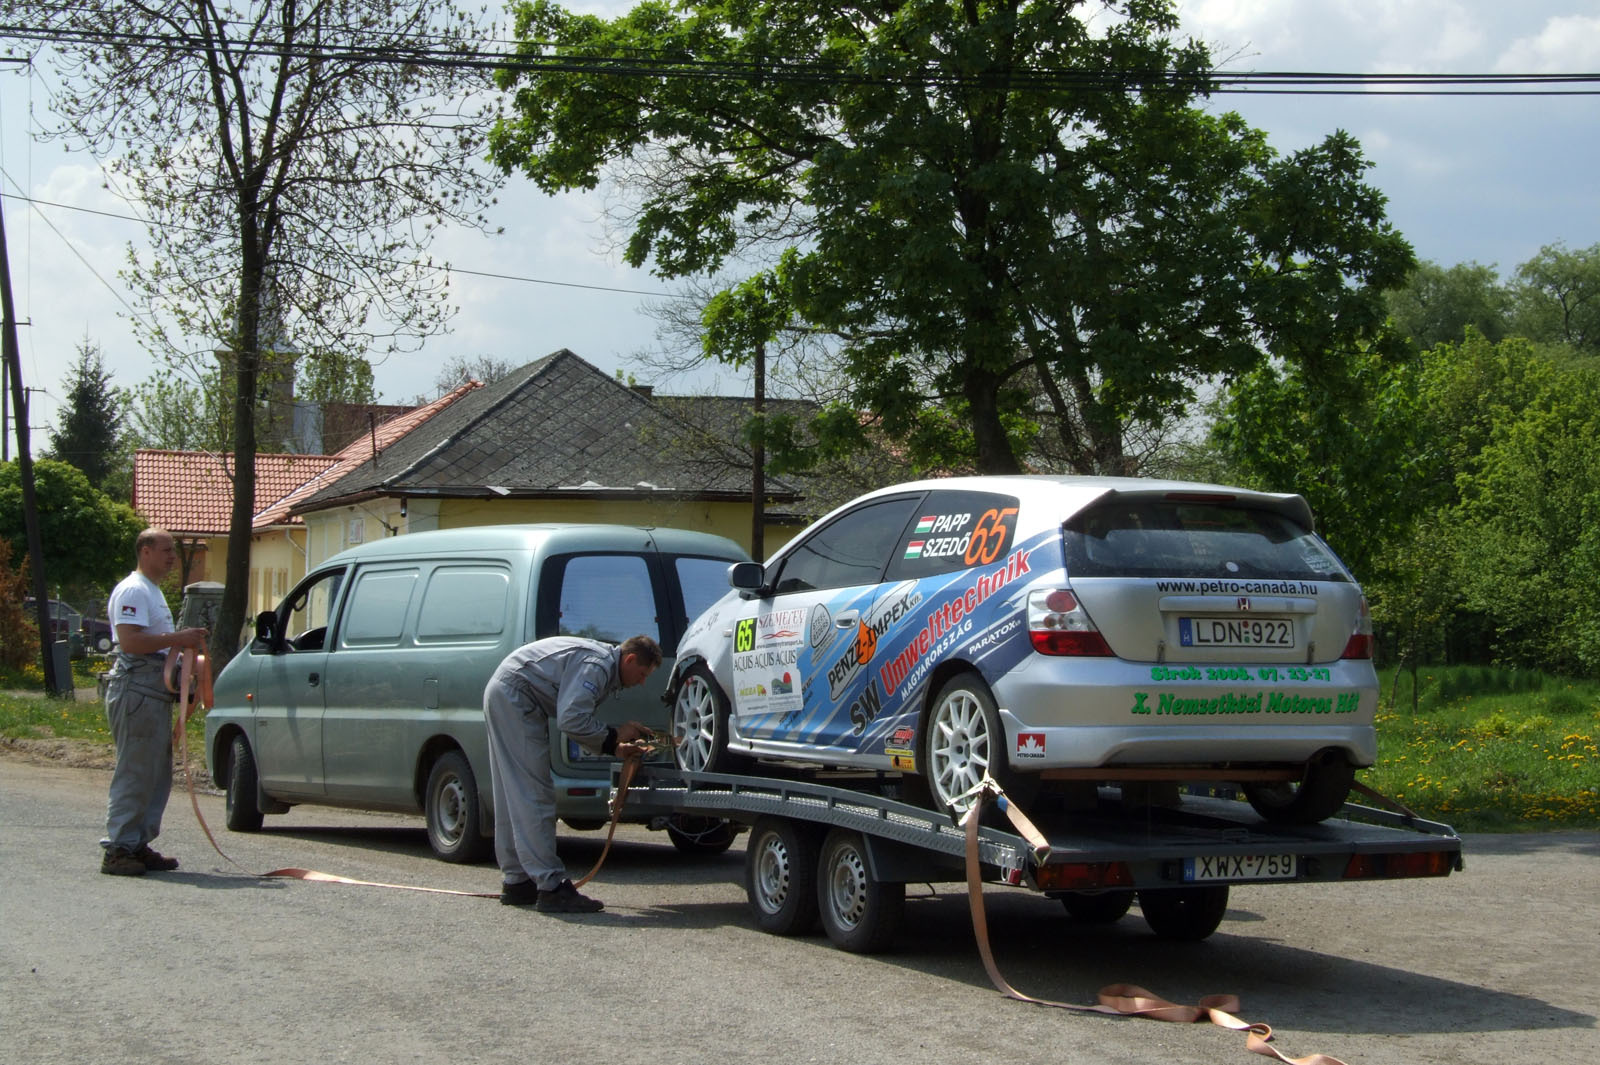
[483,676,566,890]
[100,671,174,852]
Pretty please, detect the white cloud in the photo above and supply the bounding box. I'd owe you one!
[1494,15,1600,73]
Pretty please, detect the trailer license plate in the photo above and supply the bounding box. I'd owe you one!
[1183,853,1297,882]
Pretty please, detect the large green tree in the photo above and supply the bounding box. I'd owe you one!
[1385,260,1511,350]
[0,459,143,596]
[1511,242,1600,356]
[45,339,126,496]
[490,0,1413,475]
[5,0,505,665]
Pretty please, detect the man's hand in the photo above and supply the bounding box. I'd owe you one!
[173,627,208,652]
[614,742,650,759]
[615,721,655,745]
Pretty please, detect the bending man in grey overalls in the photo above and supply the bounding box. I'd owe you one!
[483,634,659,913]
[100,528,208,876]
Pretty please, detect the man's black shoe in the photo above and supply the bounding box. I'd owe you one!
[500,880,540,907]
[134,845,179,871]
[535,879,603,913]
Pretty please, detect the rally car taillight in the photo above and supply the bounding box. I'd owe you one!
[1341,596,1374,660]
[1028,588,1112,656]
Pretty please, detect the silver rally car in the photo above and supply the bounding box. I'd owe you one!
[665,475,1378,825]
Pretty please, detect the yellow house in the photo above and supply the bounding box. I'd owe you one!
[285,350,806,569]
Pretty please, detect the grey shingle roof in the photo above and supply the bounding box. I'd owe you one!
[289,350,800,513]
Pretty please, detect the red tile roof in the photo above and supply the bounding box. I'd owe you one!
[132,450,340,537]
[253,382,483,525]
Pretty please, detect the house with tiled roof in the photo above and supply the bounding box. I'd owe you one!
[287,350,808,569]
[131,449,339,594]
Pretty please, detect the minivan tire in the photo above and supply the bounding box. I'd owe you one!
[424,750,490,863]
[1243,750,1356,825]
[225,734,265,832]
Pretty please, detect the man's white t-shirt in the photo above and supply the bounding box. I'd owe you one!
[108,570,174,655]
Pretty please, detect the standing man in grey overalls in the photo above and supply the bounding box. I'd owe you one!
[99,529,208,876]
[484,635,660,913]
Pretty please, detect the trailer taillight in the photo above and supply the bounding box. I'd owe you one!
[1343,850,1457,880]
[1035,860,1134,892]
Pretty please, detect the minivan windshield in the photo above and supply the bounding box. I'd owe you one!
[1062,498,1351,583]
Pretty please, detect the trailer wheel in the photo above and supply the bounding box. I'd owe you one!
[1059,889,1135,924]
[1244,750,1356,825]
[1138,885,1228,941]
[816,829,904,953]
[671,664,743,774]
[920,672,1038,820]
[745,816,822,935]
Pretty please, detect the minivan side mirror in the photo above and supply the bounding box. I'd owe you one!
[251,610,282,652]
[729,561,766,598]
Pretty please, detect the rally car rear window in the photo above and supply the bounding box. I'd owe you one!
[1062,498,1351,582]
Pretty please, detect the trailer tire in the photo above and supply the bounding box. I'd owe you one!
[1243,750,1356,825]
[671,664,744,774]
[745,816,822,935]
[1138,885,1228,941]
[817,828,904,953]
[920,672,1039,821]
[1059,889,1135,924]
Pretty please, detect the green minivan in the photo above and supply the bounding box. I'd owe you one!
[204,524,750,861]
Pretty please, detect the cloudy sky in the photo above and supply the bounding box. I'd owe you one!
[1,0,1596,439]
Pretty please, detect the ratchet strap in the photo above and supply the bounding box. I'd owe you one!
[962,780,1348,1065]
[573,751,643,888]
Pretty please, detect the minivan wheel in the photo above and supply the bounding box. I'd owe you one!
[920,673,1038,820]
[1243,751,1356,825]
[425,751,490,863]
[665,814,738,856]
[225,734,265,832]
[671,664,742,774]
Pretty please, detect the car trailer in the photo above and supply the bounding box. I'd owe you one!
[616,767,1464,953]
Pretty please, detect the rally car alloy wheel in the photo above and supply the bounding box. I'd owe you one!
[671,664,740,774]
[921,672,1038,820]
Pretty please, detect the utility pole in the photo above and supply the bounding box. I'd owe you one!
[750,342,765,561]
[0,186,66,695]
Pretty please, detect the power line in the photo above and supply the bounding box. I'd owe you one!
[3,21,1598,95]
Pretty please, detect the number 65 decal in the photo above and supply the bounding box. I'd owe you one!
[964,507,1018,566]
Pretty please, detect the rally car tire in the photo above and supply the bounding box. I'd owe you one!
[671,663,744,774]
[1138,885,1229,941]
[817,828,904,953]
[920,672,1039,821]
[745,816,822,935]
[1243,750,1356,825]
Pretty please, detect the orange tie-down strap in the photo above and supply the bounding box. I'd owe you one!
[962,783,1349,1065]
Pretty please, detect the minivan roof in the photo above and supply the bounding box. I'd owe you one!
[319,523,749,568]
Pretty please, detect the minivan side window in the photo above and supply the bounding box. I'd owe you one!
[675,556,736,629]
[278,567,345,652]
[339,568,420,647]
[551,554,661,644]
[415,564,512,644]
[771,497,922,594]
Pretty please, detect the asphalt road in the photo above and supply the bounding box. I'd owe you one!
[3,752,1597,1065]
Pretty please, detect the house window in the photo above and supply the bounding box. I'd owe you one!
[347,517,365,545]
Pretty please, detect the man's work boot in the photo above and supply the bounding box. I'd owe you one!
[134,845,179,872]
[100,848,148,877]
[534,879,603,913]
[500,879,540,907]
